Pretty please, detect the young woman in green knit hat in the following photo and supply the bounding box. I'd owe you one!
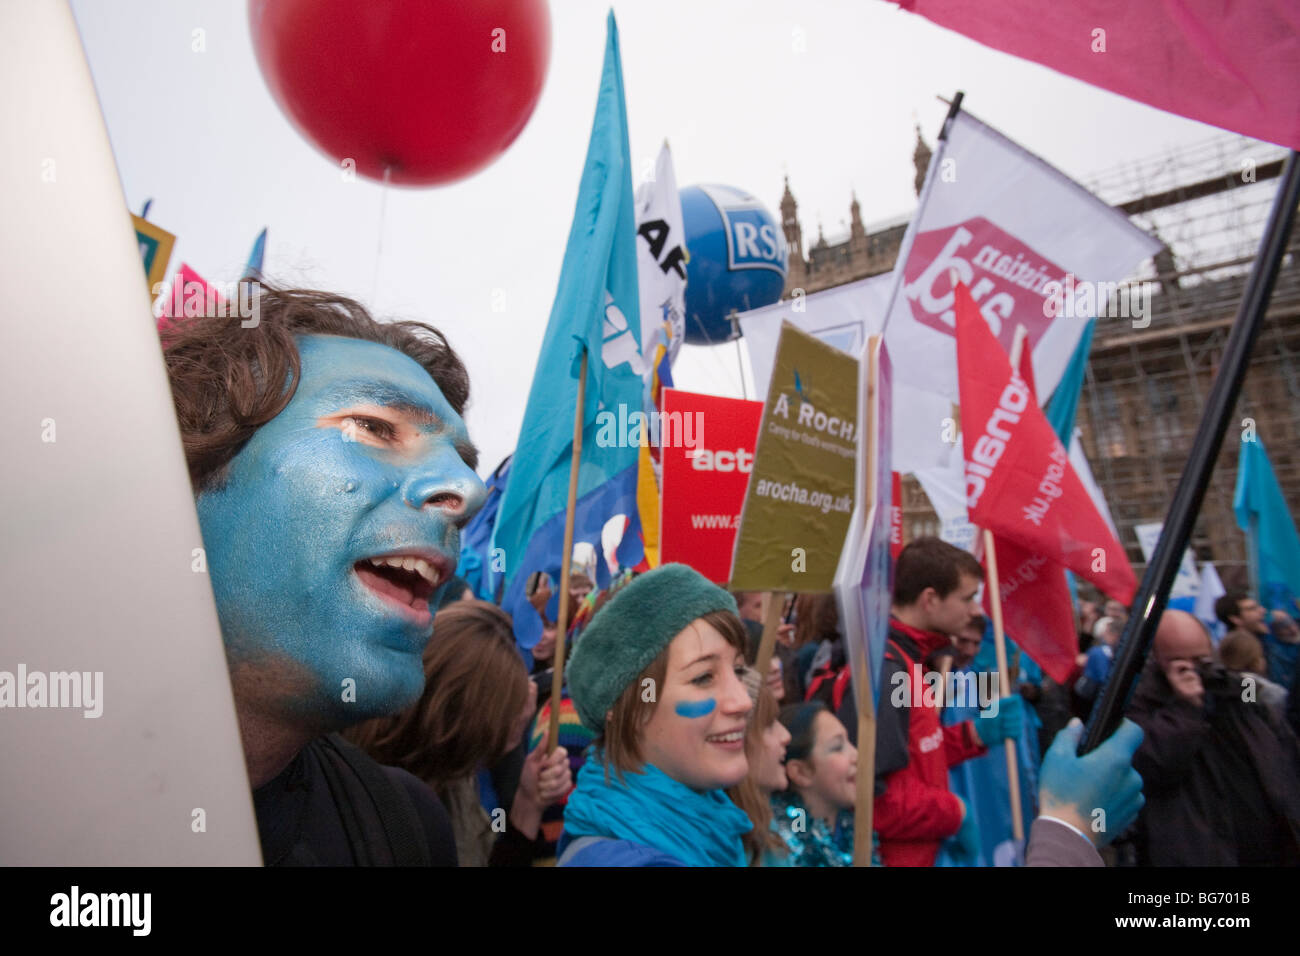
[557,563,755,866]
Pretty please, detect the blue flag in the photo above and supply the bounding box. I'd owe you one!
[493,11,646,648]
[1234,435,1300,612]
[456,456,512,602]
[243,227,267,280]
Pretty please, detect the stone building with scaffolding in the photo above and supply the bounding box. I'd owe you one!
[776,130,1299,587]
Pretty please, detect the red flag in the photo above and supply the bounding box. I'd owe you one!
[956,282,1137,604]
[889,1,1300,151]
[981,340,1079,683]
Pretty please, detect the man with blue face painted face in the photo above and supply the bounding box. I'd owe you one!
[163,286,487,865]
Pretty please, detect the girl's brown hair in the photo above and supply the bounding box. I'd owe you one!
[793,593,839,648]
[1219,628,1266,673]
[596,610,748,778]
[161,284,472,492]
[728,683,785,865]
[345,600,529,790]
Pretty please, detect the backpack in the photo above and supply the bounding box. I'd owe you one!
[805,661,852,712]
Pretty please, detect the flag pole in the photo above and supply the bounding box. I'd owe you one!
[981,528,1025,846]
[546,348,588,754]
[730,310,748,399]
[850,335,885,866]
[1082,149,1300,754]
[851,643,877,867]
[753,587,783,695]
[978,321,1029,848]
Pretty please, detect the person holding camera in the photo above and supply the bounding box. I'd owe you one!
[1126,610,1300,866]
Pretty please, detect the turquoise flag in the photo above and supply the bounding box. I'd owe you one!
[1234,435,1300,612]
[1046,318,1094,444]
[493,11,645,648]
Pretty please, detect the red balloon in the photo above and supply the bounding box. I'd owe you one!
[249,0,551,187]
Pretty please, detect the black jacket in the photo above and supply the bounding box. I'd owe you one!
[254,735,457,866]
[1126,660,1300,866]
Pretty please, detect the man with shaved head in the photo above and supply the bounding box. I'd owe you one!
[1126,609,1300,866]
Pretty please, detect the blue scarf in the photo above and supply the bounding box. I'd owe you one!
[562,757,752,867]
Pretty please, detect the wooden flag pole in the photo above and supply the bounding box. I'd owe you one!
[753,593,784,700]
[852,653,877,866]
[546,349,588,754]
[981,528,1025,845]
[976,321,1030,846]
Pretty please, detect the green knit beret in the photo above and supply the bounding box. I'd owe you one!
[565,563,738,733]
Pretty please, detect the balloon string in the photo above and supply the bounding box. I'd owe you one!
[370,166,392,304]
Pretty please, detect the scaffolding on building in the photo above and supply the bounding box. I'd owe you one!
[1074,133,1298,587]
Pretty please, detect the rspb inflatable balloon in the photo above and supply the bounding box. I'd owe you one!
[680,184,788,344]
[249,0,551,187]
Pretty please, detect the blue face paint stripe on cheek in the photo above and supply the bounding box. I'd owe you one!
[675,698,717,719]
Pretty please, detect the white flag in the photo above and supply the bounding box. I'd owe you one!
[738,272,892,397]
[882,106,1161,473]
[635,143,688,369]
[1194,563,1227,642]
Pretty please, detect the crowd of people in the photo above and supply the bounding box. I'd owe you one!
[161,285,1300,866]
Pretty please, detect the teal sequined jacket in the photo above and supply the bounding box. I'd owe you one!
[768,791,882,867]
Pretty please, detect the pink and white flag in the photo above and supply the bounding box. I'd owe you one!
[883,107,1161,473]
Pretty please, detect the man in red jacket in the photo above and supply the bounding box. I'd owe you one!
[873,537,1023,867]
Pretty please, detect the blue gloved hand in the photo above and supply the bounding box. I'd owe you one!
[1038,717,1145,848]
[973,694,1023,746]
[947,798,981,863]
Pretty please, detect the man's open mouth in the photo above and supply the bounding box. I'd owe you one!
[353,554,444,620]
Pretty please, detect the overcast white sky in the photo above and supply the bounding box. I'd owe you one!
[72,0,1225,475]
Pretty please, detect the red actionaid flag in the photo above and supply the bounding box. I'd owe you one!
[956,282,1137,605]
[888,0,1300,151]
[980,340,1080,683]
[659,388,764,584]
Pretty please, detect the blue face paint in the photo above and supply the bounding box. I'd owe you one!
[196,335,486,724]
[675,698,717,719]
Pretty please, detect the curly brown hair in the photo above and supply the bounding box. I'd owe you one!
[160,283,471,492]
